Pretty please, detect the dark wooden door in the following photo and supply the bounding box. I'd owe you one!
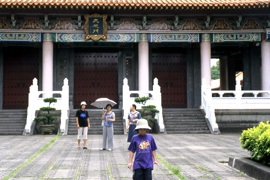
[152,53,187,108]
[3,47,40,109]
[74,50,118,109]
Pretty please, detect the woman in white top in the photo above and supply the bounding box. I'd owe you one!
[127,104,142,142]
[101,104,115,151]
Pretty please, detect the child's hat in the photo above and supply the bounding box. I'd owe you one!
[135,119,151,130]
[80,101,87,106]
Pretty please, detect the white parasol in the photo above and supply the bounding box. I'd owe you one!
[91,98,117,109]
[91,98,117,126]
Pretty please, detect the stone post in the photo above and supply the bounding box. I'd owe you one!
[122,78,130,134]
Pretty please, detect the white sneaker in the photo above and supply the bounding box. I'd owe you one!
[108,149,112,151]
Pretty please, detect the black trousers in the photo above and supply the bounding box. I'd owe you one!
[133,168,152,180]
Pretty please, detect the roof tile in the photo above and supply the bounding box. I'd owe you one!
[1,0,270,7]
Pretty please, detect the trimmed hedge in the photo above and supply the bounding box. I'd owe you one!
[134,97,150,104]
[240,121,270,166]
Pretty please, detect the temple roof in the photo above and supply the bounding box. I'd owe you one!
[1,0,270,8]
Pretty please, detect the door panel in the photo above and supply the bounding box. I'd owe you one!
[74,51,118,109]
[3,47,39,109]
[152,53,187,108]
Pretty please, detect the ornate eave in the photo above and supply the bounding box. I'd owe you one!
[0,0,270,14]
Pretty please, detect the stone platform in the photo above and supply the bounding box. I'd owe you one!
[0,134,256,180]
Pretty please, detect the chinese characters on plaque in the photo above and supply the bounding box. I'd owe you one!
[84,14,107,41]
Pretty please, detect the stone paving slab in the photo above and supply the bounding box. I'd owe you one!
[0,134,256,180]
[155,134,255,180]
[0,135,55,179]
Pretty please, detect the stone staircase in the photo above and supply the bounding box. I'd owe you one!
[163,109,210,134]
[68,109,124,135]
[0,110,27,135]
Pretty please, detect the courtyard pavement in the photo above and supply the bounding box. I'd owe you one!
[0,133,255,180]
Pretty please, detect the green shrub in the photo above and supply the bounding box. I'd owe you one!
[142,117,157,122]
[34,97,57,125]
[142,105,159,113]
[150,109,159,113]
[43,97,57,103]
[135,97,150,104]
[135,96,159,133]
[142,105,156,109]
[40,107,56,113]
[240,121,270,166]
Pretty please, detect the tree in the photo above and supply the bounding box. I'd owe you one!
[211,61,220,80]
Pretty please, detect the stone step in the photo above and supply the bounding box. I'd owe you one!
[165,121,208,125]
[69,117,123,121]
[69,123,123,126]
[166,125,209,129]
[70,110,122,114]
[163,108,210,134]
[166,130,210,134]
[0,110,27,135]
[163,114,205,117]
[0,119,27,122]
[163,117,206,121]
[68,131,124,135]
[72,129,124,132]
[0,110,27,113]
[0,114,27,118]
[163,108,201,113]
[0,125,26,129]
[0,131,24,135]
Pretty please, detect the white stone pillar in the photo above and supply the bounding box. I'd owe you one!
[42,33,53,96]
[138,34,149,92]
[261,40,270,95]
[200,34,211,86]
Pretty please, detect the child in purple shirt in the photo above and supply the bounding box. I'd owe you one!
[128,119,159,180]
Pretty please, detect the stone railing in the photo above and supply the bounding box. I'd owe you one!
[122,78,164,133]
[201,78,270,133]
[201,79,219,133]
[24,78,69,135]
[211,79,270,109]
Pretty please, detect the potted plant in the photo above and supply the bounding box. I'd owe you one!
[136,98,160,133]
[34,97,57,134]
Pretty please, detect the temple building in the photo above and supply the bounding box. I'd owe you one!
[1,0,270,134]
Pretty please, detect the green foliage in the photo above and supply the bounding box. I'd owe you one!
[43,97,57,104]
[142,105,156,109]
[40,107,56,113]
[135,97,150,104]
[156,153,186,180]
[150,109,159,113]
[211,61,220,80]
[136,96,159,132]
[142,117,157,122]
[240,121,270,166]
[34,97,57,125]
[142,105,159,113]
[34,117,47,123]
